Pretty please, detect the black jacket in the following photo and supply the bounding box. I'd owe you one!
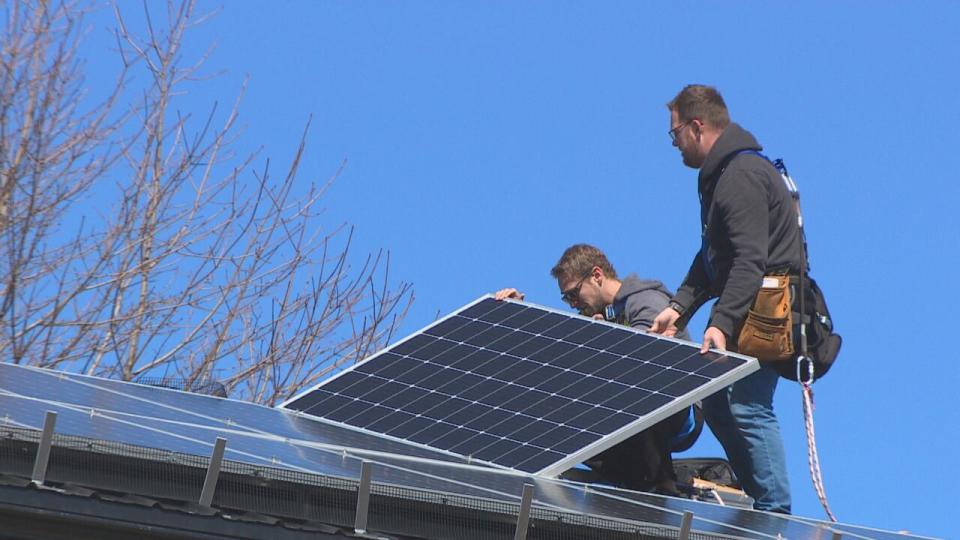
[672,123,803,338]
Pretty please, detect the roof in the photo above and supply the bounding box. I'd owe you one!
[0,477,343,540]
[0,361,937,540]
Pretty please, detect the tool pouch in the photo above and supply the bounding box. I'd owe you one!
[737,274,794,361]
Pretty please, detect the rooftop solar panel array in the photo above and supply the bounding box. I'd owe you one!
[283,296,757,475]
[0,341,932,539]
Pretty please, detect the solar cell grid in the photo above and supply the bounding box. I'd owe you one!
[516,312,568,334]
[283,296,756,475]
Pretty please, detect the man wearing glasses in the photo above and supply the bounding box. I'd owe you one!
[648,85,801,514]
[495,243,701,496]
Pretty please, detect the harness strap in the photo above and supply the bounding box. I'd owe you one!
[699,150,799,285]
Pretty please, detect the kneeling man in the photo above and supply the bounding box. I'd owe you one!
[496,243,701,495]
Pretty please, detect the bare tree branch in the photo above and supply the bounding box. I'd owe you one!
[0,0,413,405]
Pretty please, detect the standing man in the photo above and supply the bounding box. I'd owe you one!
[496,243,701,495]
[649,85,801,514]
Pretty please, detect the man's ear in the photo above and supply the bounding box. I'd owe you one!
[691,118,704,140]
[592,265,604,282]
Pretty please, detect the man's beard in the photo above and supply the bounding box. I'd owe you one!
[579,305,600,318]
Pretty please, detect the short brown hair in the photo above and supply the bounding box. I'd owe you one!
[667,84,730,130]
[550,244,618,282]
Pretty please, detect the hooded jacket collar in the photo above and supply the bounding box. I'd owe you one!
[609,274,668,321]
[698,123,763,190]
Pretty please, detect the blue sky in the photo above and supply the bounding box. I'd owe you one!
[80,2,959,537]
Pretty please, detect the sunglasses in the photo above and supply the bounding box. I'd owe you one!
[560,274,591,305]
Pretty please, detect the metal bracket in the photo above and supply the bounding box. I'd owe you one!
[678,511,694,540]
[513,483,535,540]
[198,437,226,508]
[354,460,373,534]
[31,411,58,485]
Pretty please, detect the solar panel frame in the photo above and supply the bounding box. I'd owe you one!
[282,295,760,476]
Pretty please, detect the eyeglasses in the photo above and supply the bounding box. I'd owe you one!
[668,121,690,142]
[560,274,591,305]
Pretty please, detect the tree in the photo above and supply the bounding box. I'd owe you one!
[0,0,412,405]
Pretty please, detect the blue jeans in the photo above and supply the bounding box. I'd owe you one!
[703,364,791,514]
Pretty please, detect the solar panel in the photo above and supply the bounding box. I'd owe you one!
[283,296,759,475]
[0,362,930,540]
[0,362,558,505]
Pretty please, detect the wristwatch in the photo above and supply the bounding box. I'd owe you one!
[667,301,686,316]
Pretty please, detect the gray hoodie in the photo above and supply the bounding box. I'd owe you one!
[612,275,691,341]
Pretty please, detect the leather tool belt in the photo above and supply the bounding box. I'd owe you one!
[737,274,794,361]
